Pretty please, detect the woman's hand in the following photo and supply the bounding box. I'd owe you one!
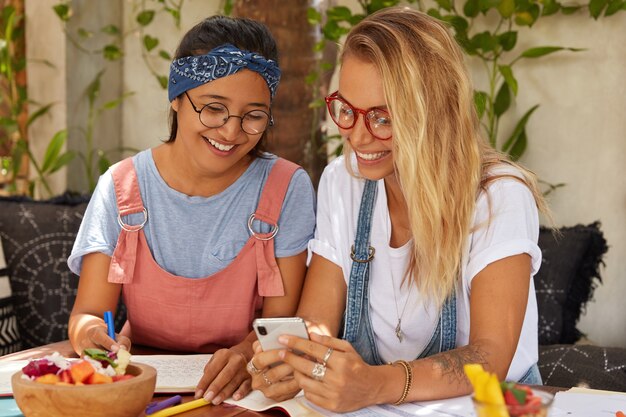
[84,325,131,353]
[195,345,251,404]
[278,332,383,412]
[248,340,301,402]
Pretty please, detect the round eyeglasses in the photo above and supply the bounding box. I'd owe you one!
[184,92,273,135]
[325,91,392,140]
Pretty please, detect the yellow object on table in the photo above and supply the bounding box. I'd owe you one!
[464,364,508,417]
[149,398,210,417]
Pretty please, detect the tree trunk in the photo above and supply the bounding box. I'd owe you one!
[232,0,336,188]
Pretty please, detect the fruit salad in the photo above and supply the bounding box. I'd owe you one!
[464,364,551,417]
[21,349,132,386]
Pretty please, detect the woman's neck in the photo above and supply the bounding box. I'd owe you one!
[384,175,412,248]
[152,143,253,197]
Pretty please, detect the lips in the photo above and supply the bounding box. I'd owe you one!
[355,150,390,161]
[204,136,235,152]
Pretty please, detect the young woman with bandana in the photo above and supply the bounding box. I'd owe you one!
[67,16,315,404]
[247,7,550,411]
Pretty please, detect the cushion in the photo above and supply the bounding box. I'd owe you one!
[0,240,21,355]
[0,194,126,349]
[534,222,607,345]
[539,344,626,391]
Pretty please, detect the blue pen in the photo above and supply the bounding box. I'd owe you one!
[103,310,115,340]
[145,395,182,415]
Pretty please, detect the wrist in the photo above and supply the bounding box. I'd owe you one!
[230,336,254,362]
[376,361,413,405]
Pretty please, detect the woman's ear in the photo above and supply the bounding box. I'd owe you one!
[171,97,180,112]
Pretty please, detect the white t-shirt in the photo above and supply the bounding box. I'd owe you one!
[308,156,541,381]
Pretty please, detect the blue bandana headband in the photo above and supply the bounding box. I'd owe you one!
[168,43,281,102]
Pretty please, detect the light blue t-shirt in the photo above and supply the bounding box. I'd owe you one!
[68,149,316,278]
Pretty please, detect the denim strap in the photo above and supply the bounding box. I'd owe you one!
[343,180,377,343]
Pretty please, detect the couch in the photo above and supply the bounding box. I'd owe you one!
[0,195,624,390]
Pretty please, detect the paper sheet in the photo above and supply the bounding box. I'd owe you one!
[0,361,28,397]
[132,354,212,393]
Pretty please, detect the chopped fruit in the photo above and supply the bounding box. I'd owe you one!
[112,374,134,382]
[114,349,131,375]
[59,370,73,384]
[86,373,113,384]
[69,360,95,383]
[35,374,60,384]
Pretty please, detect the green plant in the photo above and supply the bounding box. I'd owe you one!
[308,0,624,177]
[51,0,185,193]
[0,3,74,197]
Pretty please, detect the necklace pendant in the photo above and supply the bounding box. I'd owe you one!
[395,319,404,342]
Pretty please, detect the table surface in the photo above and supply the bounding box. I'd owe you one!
[0,340,565,417]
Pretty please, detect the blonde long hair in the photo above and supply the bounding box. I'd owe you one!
[342,7,548,308]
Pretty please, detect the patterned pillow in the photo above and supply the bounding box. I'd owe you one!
[539,344,626,391]
[0,194,125,349]
[534,222,607,345]
[0,239,21,355]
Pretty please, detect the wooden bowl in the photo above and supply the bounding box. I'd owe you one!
[11,363,156,417]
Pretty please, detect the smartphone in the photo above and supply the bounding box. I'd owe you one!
[253,317,310,351]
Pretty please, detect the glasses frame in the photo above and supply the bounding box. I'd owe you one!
[184,92,273,135]
[324,91,392,140]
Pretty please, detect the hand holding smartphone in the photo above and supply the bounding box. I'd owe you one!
[253,317,309,351]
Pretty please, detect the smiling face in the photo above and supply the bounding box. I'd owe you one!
[171,69,271,180]
[338,55,394,181]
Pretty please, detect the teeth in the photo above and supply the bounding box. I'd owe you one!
[206,137,235,152]
[356,151,388,161]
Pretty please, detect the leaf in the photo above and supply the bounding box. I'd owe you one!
[498,65,518,96]
[309,98,325,109]
[223,0,233,15]
[27,103,54,127]
[508,130,527,160]
[498,0,516,17]
[143,35,159,52]
[561,5,582,14]
[327,6,352,21]
[498,31,517,51]
[77,28,93,39]
[541,0,561,16]
[41,130,67,173]
[157,75,168,89]
[52,4,70,21]
[470,31,498,53]
[514,11,534,25]
[136,10,155,26]
[436,0,453,11]
[101,91,134,110]
[165,7,180,26]
[98,154,111,175]
[101,24,120,35]
[85,71,104,105]
[49,150,75,174]
[478,0,501,13]
[103,44,122,61]
[604,0,624,15]
[474,90,488,119]
[589,0,609,17]
[307,7,322,24]
[502,105,539,154]
[520,46,584,58]
[464,0,480,17]
[159,50,171,60]
[494,83,511,117]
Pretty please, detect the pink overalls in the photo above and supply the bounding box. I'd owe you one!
[106,157,299,353]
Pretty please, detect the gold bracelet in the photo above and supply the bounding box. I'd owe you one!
[392,360,413,405]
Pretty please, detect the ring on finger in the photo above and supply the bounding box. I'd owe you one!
[262,372,272,386]
[311,363,326,382]
[321,347,334,366]
[246,359,261,375]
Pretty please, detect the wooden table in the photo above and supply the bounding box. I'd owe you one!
[1,341,565,416]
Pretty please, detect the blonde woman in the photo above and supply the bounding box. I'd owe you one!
[247,6,549,411]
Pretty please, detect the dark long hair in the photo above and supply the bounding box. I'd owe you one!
[166,15,279,157]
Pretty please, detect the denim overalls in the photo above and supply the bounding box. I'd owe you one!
[342,180,542,384]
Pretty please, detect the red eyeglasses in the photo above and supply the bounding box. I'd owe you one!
[325,91,392,140]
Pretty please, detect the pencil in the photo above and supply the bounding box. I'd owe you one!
[103,310,115,340]
[149,398,210,417]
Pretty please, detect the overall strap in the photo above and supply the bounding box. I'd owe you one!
[251,158,300,297]
[343,180,377,345]
[107,158,147,285]
[417,289,457,358]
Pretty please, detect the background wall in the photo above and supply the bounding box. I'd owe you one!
[27,0,626,347]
